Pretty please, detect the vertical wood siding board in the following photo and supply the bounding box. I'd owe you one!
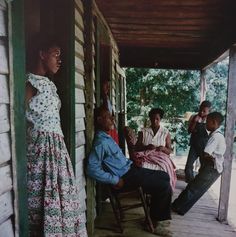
[84,0,96,235]
[75,0,84,14]
[75,25,84,43]
[0,165,12,196]
[0,219,14,237]
[0,192,13,225]
[0,75,10,103]
[75,117,85,132]
[0,44,9,74]
[75,131,85,147]
[0,132,11,164]
[75,104,85,118]
[75,56,85,73]
[75,88,85,103]
[0,9,6,36]
[0,104,10,134]
[75,145,85,163]
[75,72,85,87]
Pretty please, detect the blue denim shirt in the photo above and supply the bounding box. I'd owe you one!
[87,130,132,185]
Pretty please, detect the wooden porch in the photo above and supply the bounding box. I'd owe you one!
[93,157,236,237]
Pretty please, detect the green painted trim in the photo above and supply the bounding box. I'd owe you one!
[68,0,76,169]
[9,0,29,236]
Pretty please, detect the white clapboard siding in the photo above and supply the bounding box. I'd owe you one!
[0,104,10,134]
[75,118,85,132]
[0,165,12,196]
[0,44,8,74]
[0,9,6,36]
[75,40,84,59]
[76,145,85,162]
[75,56,84,75]
[0,219,14,237]
[75,24,84,44]
[75,131,85,147]
[0,75,9,103]
[75,88,85,103]
[75,71,85,87]
[75,104,85,118]
[75,8,84,30]
[0,132,10,165]
[75,0,84,13]
[0,192,13,225]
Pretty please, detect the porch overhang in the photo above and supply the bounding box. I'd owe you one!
[95,0,236,70]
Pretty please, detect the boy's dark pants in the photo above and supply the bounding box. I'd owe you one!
[173,159,220,215]
[121,166,172,221]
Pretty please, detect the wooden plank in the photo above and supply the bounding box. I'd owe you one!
[75,131,85,147]
[75,160,84,178]
[75,88,85,103]
[75,7,84,30]
[0,132,11,165]
[75,24,84,43]
[84,1,96,235]
[0,192,13,225]
[75,0,84,14]
[0,43,9,74]
[75,145,85,163]
[0,104,10,134]
[0,0,6,10]
[0,75,9,103]
[0,219,14,237]
[75,103,85,118]
[218,45,236,222]
[0,165,12,196]
[75,71,85,87]
[0,9,6,36]
[75,40,84,59]
[75,56,85,74]
[75,117,85,132]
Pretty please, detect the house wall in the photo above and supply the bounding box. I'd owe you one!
[0,1,14,236]
[75,0,93,235]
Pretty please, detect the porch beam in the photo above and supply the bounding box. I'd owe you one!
[218,45,236,222]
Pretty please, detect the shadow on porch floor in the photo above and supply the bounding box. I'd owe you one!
[94,179,236,237]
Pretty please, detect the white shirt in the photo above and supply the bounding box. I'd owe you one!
[204,129,226,173]
[141,126,169,147]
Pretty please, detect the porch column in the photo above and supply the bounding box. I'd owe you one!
[200,69,207,102]
[218,45,236,222]
[84,0,96,235]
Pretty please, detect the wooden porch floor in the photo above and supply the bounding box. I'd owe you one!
[94,157,236,237]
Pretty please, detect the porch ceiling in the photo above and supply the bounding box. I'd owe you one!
[95,0,236,70]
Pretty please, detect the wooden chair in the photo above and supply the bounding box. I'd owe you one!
[107,185,154,233]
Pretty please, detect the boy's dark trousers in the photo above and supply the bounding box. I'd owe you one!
[173,159,220,215]
[120,166,172,221]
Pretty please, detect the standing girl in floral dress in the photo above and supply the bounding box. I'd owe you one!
[25,36,87,237]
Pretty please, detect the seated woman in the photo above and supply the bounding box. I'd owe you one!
[132,108,176,191]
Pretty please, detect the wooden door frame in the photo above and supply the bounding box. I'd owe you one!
[9,0,29,236]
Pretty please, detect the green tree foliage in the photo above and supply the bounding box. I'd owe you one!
[126,60,228,151]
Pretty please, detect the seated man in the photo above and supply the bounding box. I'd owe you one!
[87,107,172,234]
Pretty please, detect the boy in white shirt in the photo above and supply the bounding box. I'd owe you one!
[172,112,226,215]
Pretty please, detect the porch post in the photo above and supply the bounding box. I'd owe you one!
[200,69,207,102]
[84,0,96,235]
[218,45,236,222]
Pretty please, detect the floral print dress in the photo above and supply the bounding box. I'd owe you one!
[26,73,87,237]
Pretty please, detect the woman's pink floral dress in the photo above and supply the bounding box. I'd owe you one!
[26,73,87,237]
